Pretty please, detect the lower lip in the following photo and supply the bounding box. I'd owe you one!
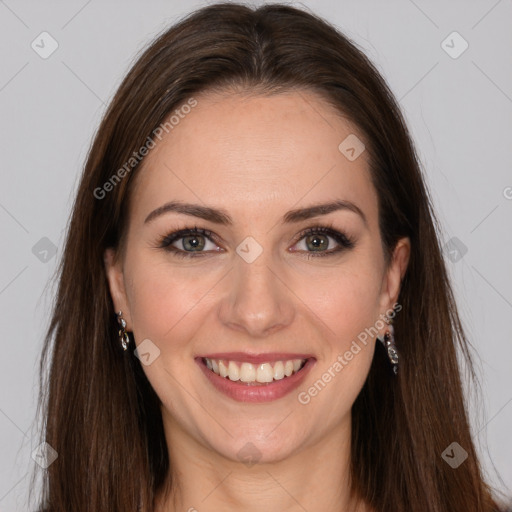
[196,358,316,403]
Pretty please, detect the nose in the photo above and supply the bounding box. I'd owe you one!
[218,253,295,338]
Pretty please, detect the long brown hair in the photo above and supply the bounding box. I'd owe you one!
[32,3,510,511]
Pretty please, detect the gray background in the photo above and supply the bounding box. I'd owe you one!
[0,0,511,510]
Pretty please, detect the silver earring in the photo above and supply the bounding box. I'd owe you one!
[378,318,399,375]
[117,311,130,351]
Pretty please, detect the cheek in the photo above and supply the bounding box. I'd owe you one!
[123,258,208,415]
[320,265,382,394]
[124,255,206,349]
[300,261,383,342]
[296,269,379,418]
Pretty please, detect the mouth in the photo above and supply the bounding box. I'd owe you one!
[201,356,308,384]
[195,354,316,402]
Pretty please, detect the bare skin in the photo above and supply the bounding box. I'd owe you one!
[105,89,410,512]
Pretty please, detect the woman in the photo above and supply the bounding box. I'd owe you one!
[32,3,510,511]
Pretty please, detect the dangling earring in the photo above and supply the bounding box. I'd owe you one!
[117,311,130,351]
[378,317,399,375]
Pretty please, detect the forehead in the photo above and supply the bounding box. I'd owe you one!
[130,89,378,228]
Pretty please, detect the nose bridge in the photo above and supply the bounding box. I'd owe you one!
[218,241,295,337]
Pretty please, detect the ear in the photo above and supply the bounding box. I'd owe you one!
[377,236,410,325]
[104,248,133,330]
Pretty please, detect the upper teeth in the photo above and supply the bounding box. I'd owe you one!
[204,358,306,383]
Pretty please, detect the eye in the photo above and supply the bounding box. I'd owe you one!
[291,225,356,258]
[157,224,356,259]
[157,226,222,258]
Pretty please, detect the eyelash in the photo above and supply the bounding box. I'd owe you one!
[156,223,356,259]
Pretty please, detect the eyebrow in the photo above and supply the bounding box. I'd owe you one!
[144,199,367,227]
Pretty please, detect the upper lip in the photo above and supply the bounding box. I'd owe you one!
[197,352,315,364]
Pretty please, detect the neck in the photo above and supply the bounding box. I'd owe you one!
[154,409,370,512]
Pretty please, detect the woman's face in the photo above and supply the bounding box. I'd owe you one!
[105,89,409,464]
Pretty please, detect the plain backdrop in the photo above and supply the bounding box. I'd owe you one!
[0,0,511,510]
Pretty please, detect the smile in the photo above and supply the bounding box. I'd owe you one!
[203,357,307,384]
[196,354,316,402]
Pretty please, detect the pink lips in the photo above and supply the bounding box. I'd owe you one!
[195,354,316,403]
